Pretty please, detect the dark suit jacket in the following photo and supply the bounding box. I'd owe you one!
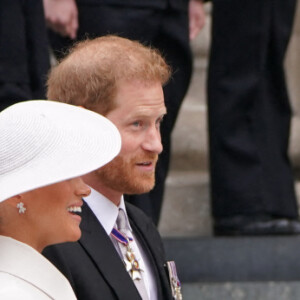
[76,0,190,11]
[0,0,50,111]
[43,202,173,300]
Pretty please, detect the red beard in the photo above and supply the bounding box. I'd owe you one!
[96,152,158,195]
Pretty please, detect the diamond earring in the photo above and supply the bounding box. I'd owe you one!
[17,202,26,214]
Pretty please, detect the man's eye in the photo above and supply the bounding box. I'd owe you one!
[132,121,142,127]
[156,117,164,127]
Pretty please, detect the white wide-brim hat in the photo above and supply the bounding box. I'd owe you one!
[0,100,121,202]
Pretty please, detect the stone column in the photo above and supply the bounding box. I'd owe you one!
[286,1,300,166]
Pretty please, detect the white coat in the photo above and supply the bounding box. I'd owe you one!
[0,236,77,299]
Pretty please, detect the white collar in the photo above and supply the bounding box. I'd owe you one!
[0,236,76,299]
[84,187,132,235]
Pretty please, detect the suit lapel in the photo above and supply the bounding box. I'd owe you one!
[79,202,141,299]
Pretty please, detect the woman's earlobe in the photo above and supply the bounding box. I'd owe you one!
[5,194,23,206]
[5,195,27,214]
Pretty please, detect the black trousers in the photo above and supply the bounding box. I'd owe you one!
[49,4,193,225]
[208,0,298,219]
[0,0,49,111]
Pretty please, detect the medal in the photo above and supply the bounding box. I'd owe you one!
[166,261,183,300]
[123,240,143,280]
[111,228,144,280]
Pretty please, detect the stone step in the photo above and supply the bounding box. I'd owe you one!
[160,173,300,237]
[182,282,300,300]
[170,102,207,172]
[163,236,300,299]
[170,30,209,172]
[163,237,300,283]
[159,170,212,237]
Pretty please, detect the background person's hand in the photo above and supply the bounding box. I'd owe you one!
[43,0,78,39]
[189,0,206,40]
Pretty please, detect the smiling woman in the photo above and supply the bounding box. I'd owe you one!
[0,100,121,299]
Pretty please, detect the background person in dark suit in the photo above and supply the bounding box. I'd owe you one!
[207,0,300,235]
[43,36,177,300]
[42,0,205,225]
[0,0,50,111]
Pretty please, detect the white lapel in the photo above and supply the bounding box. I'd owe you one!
[0,236,76,300]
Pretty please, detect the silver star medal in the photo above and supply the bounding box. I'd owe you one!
[123,243,143,280]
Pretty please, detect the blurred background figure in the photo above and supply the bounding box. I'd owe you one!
[43,0,206,225]
[207,0,300,236]
[0,100,120,299]
[0,0,50,111]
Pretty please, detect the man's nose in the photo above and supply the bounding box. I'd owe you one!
[142,127,163,154]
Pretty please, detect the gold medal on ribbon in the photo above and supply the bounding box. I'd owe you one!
[123,240,143,280]
[111,228,144,281]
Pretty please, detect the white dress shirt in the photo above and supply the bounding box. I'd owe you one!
[84,188,158,300]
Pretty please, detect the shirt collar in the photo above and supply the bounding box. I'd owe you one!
[83,187,132,235]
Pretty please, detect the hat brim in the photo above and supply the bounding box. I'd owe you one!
[0,100,121,202]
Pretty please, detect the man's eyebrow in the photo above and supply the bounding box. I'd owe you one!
[127,110,167,118]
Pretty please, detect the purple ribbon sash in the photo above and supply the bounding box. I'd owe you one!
[111,228,133,245]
